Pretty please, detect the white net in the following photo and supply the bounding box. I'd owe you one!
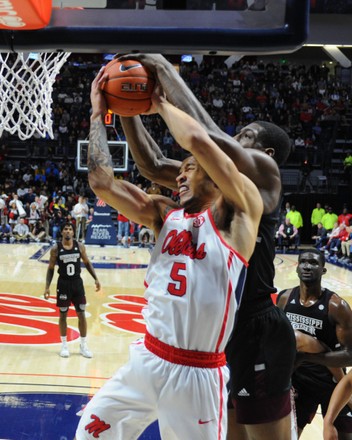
[0,51,71,141]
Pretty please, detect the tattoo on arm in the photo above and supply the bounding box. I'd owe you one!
[88,119,114,172]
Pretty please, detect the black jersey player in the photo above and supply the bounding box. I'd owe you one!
[277,249,352,438]
[44,222,100,358]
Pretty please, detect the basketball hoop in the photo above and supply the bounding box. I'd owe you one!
[0,51,71,141]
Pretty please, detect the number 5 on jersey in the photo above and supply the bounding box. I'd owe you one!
[168,262,187,297]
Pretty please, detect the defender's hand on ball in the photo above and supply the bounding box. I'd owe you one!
[117,53,166,76]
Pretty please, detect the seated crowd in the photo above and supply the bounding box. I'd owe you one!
[1,52,350,173]
[0,160,169,247]
[275,201,352,266]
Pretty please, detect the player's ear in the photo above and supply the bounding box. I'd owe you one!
[264,147,275,157]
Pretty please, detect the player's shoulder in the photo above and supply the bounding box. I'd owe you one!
[77,241,85,252]
[276,287,295,306]
[50,243,59,256]
[327,289,351,309]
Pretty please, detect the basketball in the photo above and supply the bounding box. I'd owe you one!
[101,59,155,117]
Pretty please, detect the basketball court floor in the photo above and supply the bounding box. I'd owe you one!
[0,241,351,439]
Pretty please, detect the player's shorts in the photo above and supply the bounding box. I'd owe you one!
[56,277,86,310]
[226,300,296,424]
[293,373,352,432]
[76,332,230,440]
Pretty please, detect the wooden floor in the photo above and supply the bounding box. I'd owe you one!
[0,242,351,439]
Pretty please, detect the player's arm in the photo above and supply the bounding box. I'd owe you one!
[324,370,352,440]
[154,94,263,258]
[120,116,180,191]
[44,245,58,299]
[154,94,251,209]
[118,54,218,131]
[299,295,352,368]
[78,243,100,291]
[117,54,280,212]
[89,69,177,232]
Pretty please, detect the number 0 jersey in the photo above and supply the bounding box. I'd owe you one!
[57,240,82,279]
[144,208,248,353]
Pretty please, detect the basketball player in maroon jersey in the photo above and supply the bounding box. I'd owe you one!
[44,222,100,358]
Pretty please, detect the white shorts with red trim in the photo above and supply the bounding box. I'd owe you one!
[76,337,230,440]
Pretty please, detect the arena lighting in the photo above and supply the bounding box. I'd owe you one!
[323,44,352,68]
[304,44,352,48]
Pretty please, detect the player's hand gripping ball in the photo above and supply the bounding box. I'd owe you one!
[101,59,155,117]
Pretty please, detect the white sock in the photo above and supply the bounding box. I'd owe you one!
[81,337,87,346]
[61,336,67,344]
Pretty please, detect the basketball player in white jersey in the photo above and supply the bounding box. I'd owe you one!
[75,69,263,439]
[117,53,295,440]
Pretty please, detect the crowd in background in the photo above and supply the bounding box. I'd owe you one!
[1,53,351,170]
[0,54,351,259]
[275,201,352,267]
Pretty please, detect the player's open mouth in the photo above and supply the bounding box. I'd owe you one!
[178,185,188,195]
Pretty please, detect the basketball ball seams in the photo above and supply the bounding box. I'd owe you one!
[102,91,152,103]
[100,59,155,116]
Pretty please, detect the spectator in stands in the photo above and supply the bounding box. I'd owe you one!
[28,202,40,232]
[339,227,352,264]
[45,162,60,191]
[17,183,27,199]
[312,222,328,250]
[276,217,300,251]
[321,207,339,233]
[12,218,30,242]
[22,169,32,185]
[298,159,314,193]
[138,225,155,247]
[311,202,325,236]
[117,212,130,248]
[0,195,7,224]
[8,201,18,230]
[323,222,346,256]
[34,194,48,210]
[85,207,94,230]
[73,195,89,242]
[29,220,47,242]
[23,187,36,205]
[286,205,303,245]
[50,210,65,242]
[0,222,12,242]
[9,194,26,218]
[338,206,352,227]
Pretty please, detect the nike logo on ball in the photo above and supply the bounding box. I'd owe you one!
[119,63,142,72]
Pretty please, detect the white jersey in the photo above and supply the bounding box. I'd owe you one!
[76,207,244,439]
[144,207,248,353]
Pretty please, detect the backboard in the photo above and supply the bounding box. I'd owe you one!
[77,140,129,172]
[0,0,310,55]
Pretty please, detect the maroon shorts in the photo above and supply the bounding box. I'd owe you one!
[56,277,86,311]
[226,304,296,424]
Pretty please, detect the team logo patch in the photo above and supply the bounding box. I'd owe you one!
[96,199,106,207]
[85,414,111,438]
[193,215,205,228]
[59,294,68,300]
